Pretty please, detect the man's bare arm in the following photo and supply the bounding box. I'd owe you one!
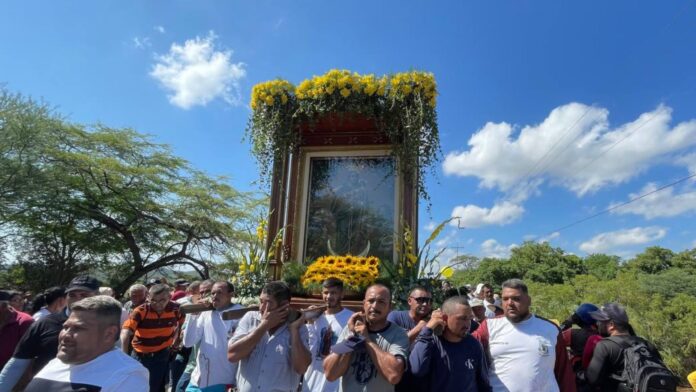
[323,352,353,382]
[364,340,405,384]
[120,329,134,354]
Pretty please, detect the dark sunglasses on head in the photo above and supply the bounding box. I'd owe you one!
[410,296,432,304]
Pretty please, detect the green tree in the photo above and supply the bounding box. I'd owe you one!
[626,246,674,274]
[509,241,586,284]
[583,253,621,280]
[0,88,262,295]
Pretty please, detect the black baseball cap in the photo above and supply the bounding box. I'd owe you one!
[175,279,189,286]
[590,302,629,325]
[66,275,100,293]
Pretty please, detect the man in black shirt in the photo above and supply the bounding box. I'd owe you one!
[585,302,659,392]
[0,276,99,391]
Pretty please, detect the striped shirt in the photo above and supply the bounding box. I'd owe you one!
[122,301,184,353]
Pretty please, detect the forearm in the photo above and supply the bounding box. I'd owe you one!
[407,321,427,343]
[323,353,352,382]
[365,340,404,384]
[0,357,31,392]
[408,335,433,377]
[120,329,134,353]
[290,328,311,374]
[182,315,200,347]
[227,324,268,362]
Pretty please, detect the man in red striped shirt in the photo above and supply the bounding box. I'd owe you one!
[121,284,184,392]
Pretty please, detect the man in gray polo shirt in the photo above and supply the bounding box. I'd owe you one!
[227,281,311,392]
[324,284,409,392]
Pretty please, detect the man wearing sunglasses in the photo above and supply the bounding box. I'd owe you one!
[387,286,433,392]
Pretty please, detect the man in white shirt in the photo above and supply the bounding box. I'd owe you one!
[183,281,243,392]
[303,278,353,392]
[24,295,149,392]
[227,281,311,392]
[472,279,575,392]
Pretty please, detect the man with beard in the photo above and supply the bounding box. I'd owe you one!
[24,296,148,391]
[585,303,673,392]
[472,279,575,392]
[0,275,100,392]
[227,281,311,392]
[303,278,353,392]
[387,286,433,392]
[324,284,409,392]
[388,286,433,344]
[409,296,491,392]
[182,281,243,392]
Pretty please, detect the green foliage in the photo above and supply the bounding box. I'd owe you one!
[529,272,696,382]
[583,253,621,280]
[626,246,674,274]
[0,87,263,295]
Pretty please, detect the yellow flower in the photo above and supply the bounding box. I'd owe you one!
[281,94,288,104]
[340,88,350,98]
[264,96,275,106]
[239,263,247,272]
[250,264,256,272]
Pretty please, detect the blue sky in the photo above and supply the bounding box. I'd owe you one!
[2,1,695,262]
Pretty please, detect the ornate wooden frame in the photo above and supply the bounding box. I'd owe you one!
[266,116,418,278]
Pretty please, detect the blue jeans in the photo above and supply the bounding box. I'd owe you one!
[176,371,191,392]
[170,349,190,389]
[133,349,170,392]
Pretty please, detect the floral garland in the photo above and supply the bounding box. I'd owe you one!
[301,254,380,291]
[247,69,440,203]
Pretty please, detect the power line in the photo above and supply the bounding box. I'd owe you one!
[548,172,696,235]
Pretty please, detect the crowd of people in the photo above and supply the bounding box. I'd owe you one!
[0,274,684,392]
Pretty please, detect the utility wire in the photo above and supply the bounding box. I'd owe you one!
[548,172,696,235]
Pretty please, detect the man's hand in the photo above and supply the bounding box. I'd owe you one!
[349,312,369,339]
[261,303,289,330]
[348,312,366,333]
[426,309,445,331]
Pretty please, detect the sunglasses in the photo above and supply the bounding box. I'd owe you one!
[410,296,432,304]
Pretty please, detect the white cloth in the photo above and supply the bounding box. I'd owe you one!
[302,308,353,392]
[483,299,497,319]
[183,304,243,388]
[32,307,51,321]
[485,315,559,392]
[230,311,310,392]
[24,348,148,392]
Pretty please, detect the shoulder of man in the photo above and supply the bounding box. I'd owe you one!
[534,315,562,333]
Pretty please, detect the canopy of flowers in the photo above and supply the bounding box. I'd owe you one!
[301,255,380,291]
[247,69,440,203]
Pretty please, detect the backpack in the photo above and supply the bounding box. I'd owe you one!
[607,336,678,392]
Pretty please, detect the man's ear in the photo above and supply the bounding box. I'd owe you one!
[103,325,119,343]
[441,313,448,322]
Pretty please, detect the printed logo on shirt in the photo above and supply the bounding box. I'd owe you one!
[465,358,474,370]
[318,327,337,359]
[351,351,376,385]
[537,337,551,356]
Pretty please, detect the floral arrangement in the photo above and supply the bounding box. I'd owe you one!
[247,69,440,203]
[229,217,283,299]
[301,254,380,291]
[381,218,455,308]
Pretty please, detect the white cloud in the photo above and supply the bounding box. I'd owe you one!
[538,231,560,243]
[677,153,696,174]
[610,183,696,219]
[154,25,166,34]
[424,221,437,231]
[451,201,524,228]
[579,226,666,254]
[480,239,517,259]
[443,103,696,199]
[150,31,246,109]
[133,36,151,49]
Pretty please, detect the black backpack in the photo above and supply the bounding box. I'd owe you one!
[607,336,678,392]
